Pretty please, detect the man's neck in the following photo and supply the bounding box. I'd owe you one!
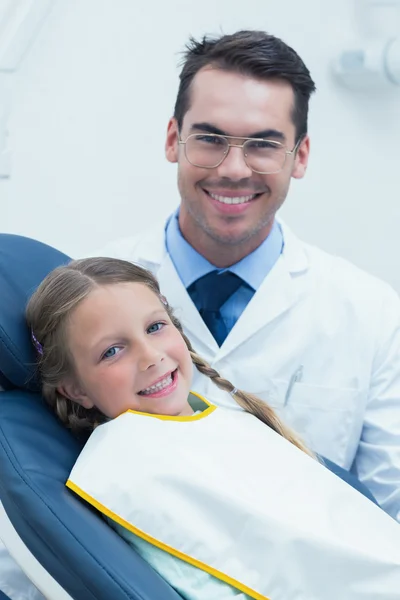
[178,216,274,268]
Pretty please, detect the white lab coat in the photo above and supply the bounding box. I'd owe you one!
[2,220,400,599]
[96,219,400,521]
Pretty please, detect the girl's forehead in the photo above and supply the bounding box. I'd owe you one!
[70,283,161,328]
[88,281,158,307]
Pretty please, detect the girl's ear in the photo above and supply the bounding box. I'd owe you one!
[57,381,94,409]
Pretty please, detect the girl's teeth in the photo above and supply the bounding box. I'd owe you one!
[209,193,256,205]
[141,374,172,395]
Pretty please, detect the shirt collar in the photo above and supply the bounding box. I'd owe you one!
[165,209,283,290]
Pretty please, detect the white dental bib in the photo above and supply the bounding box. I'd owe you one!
[67,393,400,600]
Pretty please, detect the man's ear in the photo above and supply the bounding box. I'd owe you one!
[165,117,179,164]
[291,135,310,180]
[56,381,94,410]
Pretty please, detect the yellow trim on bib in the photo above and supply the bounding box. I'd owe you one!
[125,390,216,422]
[66,480,270,600]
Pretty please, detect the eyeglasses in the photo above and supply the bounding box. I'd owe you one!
[179,133,302,175]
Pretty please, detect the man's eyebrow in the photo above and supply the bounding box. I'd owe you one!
[190,122,286,141]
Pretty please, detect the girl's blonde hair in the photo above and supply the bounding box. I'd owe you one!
[26,257,313,457]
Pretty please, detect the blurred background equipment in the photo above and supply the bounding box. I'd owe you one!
[333,0,400,88]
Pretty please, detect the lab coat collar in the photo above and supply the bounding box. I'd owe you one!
[133,217,310,277]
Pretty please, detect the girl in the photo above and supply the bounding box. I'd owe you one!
[26,257,400,600]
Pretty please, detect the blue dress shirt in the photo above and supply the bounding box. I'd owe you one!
[165,210,283,332]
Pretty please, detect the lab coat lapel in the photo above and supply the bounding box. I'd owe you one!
[218,222,309,360]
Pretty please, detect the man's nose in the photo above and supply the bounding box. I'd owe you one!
[216,145,253,180]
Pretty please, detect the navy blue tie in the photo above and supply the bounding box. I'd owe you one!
[188,271,244,346]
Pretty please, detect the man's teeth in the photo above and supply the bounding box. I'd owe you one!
[141,374,172,395]
[209,193,256,205]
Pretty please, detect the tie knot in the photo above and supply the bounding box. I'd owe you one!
[189,271,244,312]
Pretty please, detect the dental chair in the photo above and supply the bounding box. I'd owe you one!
[0,233,183,600]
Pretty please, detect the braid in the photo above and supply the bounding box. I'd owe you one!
[190,351,315,458]
[42,383,106,436]
[170,310,314,458]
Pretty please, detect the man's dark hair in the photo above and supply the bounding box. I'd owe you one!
[173,30,316,141]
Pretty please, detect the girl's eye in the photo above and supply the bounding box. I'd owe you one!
[102,346,122,360]
[147,322,165,334]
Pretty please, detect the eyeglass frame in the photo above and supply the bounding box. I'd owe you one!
[178,133,303,175]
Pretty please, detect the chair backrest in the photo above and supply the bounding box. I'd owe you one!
[0,234,182,600]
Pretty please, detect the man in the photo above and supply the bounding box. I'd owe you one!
[98,30,400,520]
